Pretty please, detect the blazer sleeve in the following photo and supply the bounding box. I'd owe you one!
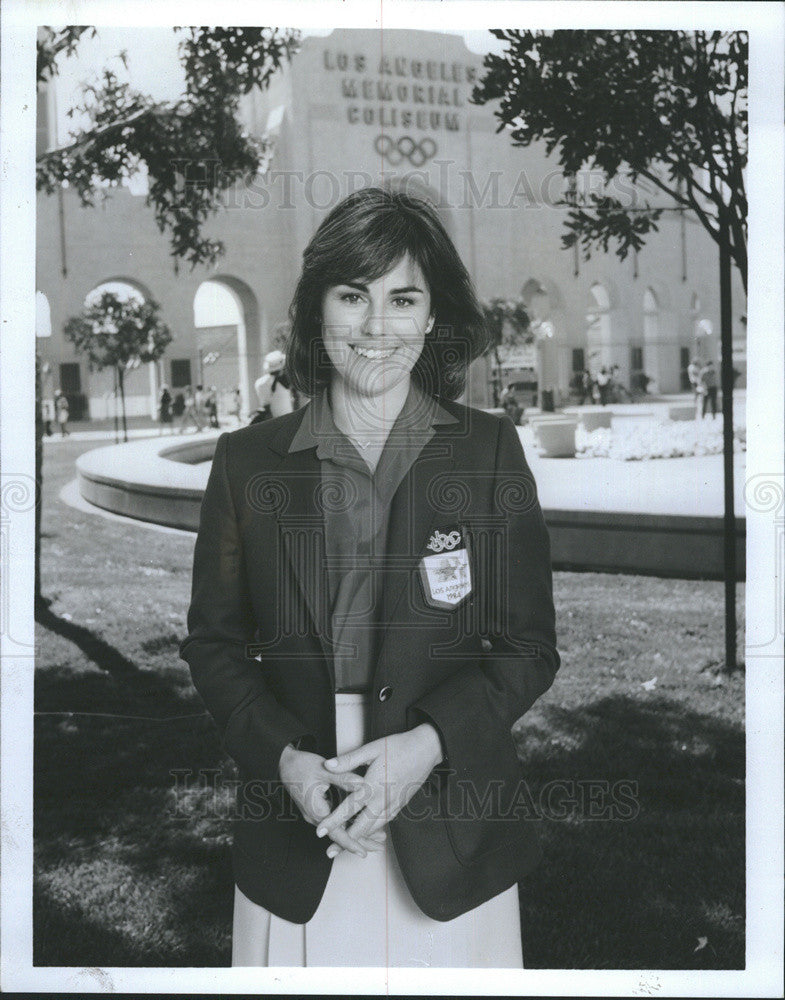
[408,415,560,776]
[179,432,314,782]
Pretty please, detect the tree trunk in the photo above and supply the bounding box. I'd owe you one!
[719,210,738,673]
[118,366,128,442]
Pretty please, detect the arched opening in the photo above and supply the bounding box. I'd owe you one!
[36,291,58,425]
[586,283,612,377]
[522,278,550,324]
[519,278,559,407]
[81,279,157,420]
[643,288,659,339]
[35,290,52,339]
[193,276,260,420]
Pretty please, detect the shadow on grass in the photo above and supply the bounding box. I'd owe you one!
[35,672,743,969]
[35,603,170,690]
[516,695,744,970]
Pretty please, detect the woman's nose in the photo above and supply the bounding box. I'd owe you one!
[360,310,386,338]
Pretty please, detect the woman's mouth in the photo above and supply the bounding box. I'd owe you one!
[350,344,397,360]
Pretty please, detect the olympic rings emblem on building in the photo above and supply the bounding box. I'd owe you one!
[374,134,438,168]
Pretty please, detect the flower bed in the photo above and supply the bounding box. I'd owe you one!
[577,418,747,460]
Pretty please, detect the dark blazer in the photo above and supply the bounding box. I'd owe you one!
[179,397,559,923]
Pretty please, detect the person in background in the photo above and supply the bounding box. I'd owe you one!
[576,369,592,405]
[228,387,242,425]
[207,386,219,428]
[687,356,702,403]
[500,384,522,425]
[178,386,205,434]
[158,384,173,434]
[251,350,295,424]
[699,359,719,419]
[54,390,69,437]
[596,367,609,405]
[194,384,206,424]
[172,390,186,420]
[41,396,55,436]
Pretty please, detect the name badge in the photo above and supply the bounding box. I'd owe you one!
[418,524,472,610]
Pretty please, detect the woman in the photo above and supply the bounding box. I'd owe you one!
[180,187,559,968]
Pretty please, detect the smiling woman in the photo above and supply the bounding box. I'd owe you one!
[179,186,560,967]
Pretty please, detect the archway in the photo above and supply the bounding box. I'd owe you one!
[640,287,660,392]
[81,279,158,420]
[519,278,560,405]
[690,292,714,362]
[586,283,612,375]
[36,291,57,422]
[193,276,260,420]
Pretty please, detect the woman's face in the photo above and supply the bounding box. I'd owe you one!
[320,255,434,398]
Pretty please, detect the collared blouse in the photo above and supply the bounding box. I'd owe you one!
[287,381,457,691]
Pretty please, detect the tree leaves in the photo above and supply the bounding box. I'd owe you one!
[473,30,747,290]
[63,293,172,372]
[37,27,301,268]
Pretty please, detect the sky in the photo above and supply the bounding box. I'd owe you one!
[46,26,509,327]
[49,27,506,147]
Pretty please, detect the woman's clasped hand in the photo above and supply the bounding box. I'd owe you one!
[279,723,443,859]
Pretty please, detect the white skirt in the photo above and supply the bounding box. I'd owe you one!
[231,693,523,968]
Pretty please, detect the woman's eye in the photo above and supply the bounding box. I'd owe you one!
[340,292,363,304]
[392,297,415,308]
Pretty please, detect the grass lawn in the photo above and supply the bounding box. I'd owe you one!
[34,436,745,969]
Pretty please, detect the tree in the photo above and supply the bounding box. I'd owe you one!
[480,297,531,406]
[37,27,301,269]
[474,30,747,672]
[64,292,172,441]
[33,28,300,618]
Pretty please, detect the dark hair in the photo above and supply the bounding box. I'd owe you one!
[286,187,489,400]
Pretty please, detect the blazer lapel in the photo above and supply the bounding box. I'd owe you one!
[268,422,335,682]
[377,434,457,655]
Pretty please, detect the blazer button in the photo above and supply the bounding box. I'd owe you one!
[378,685,393,702]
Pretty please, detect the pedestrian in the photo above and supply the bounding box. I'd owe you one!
[596,367,609,405]
[228,387,242,425]
[178,386,204,434]
[252,350,294,424]
[687,356,701,397]
[41,397,54,436]
[54,390,69,437]
[158,384,173,433]
[207,386,219,428]
[194,384,206,426]
[579,369,592,405]
[700,359,718,418]
[180,187,559,969]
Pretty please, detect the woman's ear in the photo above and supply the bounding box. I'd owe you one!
[425,313,435,334]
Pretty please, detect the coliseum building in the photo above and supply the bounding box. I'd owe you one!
[35,29,746,419]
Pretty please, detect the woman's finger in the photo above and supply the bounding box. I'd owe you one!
[347,804,386,843]
[323,740,381,772]
[321,767,367,792]
[299,780,334,826]
[315,785,372,839]
[324,822,368,858]
[326,830,386,859]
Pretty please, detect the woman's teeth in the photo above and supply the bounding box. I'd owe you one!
[351,344,396,359]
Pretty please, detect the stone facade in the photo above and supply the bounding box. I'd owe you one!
[36,29,746,419]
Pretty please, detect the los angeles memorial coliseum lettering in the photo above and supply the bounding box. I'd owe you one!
[323,49,477,131]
